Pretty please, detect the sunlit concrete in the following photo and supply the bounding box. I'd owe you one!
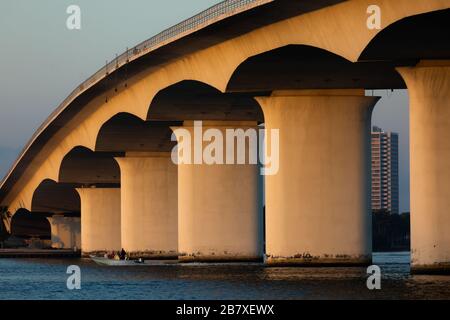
[116,152,178,258]
[76,188,121,255]
[46,215,81,250]
[2,1,445,215]
[172,121,263,262]
[256,90,378,265]
[397,60,450,273]
[0,1,447,274]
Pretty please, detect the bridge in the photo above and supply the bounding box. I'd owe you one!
[0,0,449,272]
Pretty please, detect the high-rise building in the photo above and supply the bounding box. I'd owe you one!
[371,126,399,214]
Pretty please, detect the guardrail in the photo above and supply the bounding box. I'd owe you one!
[0,0,273,189]
[35,0,272,138]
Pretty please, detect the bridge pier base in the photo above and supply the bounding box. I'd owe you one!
[256,90,377,266]
[76,188,121,256]
[173,121,264,262]
[116,152,178,259]
[46,215,81,250]
[398,61,450,274]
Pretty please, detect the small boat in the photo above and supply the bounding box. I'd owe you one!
[90,255,144,266]
[89,255,177,266]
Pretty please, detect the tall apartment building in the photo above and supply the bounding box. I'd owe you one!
[371,126,399,214]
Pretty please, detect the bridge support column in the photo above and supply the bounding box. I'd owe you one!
[46,215,81,250]
[116,152,178,259]
[256,90,377,266]
[76,188,121,256]
[172,121,263,262]
[397,61,450,273]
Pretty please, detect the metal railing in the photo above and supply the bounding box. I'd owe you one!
[1,0,273,189]
[33,0,272,139]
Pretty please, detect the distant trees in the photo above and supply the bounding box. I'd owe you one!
[372,210,410,252]
[0,206,12,248]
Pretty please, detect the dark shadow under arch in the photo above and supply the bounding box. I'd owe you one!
[96,112,180,153]
[31,180,80,214]
[148,80,264,122]
[11,208,51,239]
[59,146,120,186]
[228,44,406,91]
[360,9,450,62]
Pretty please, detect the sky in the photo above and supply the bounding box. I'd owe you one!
[0,1,410,212]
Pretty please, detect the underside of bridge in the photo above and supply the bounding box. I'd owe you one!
[10,209,51,241]
[148,80,265,121]
[1,2,450,271]
[96,114,180,152]
[228,45,406,91]
[360,9,449,61]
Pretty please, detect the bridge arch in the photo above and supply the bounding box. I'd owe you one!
[148,80,263,122]
[31,179,80,215]
[227,44,405,92]
[10,208,51,242]
[359,9,450,62]
[2,0,446,213]
[30,180,81,250]
[219,0,447,90]
[95,112,179,153]
[58,146,120,187]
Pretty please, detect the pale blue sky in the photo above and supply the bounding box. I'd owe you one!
[0,1,410,212]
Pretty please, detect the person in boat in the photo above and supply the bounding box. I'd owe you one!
[114,251,120,260]
[119,248,127,260]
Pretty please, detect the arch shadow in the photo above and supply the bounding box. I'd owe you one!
[360,9,450,62]
[59,146,120,187]
[10,208,51,240]
[227,44,406,91]
[148,80,264,122]
[96,112,181,153]
[31,179,80,214]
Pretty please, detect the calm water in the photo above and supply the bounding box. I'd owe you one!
[0,252,449,300]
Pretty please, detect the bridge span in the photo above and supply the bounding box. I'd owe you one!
[1,0,449,273]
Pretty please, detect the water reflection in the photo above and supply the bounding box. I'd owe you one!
[0,252,449,300]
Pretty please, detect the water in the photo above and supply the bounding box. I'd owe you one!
[0,252,449,300]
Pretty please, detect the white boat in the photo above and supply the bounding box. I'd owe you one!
[89,255,177,266]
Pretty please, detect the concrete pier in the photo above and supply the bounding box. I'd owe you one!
[256,90,377,266]
[46,215,81,250]
[398,61,450,273]
[173,121,264,262]
[116,152,178,259]
[76,188,121,256]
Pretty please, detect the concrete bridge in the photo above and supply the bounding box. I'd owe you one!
[0,0,449,272]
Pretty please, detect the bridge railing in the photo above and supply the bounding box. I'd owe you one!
[40,0,271,134]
